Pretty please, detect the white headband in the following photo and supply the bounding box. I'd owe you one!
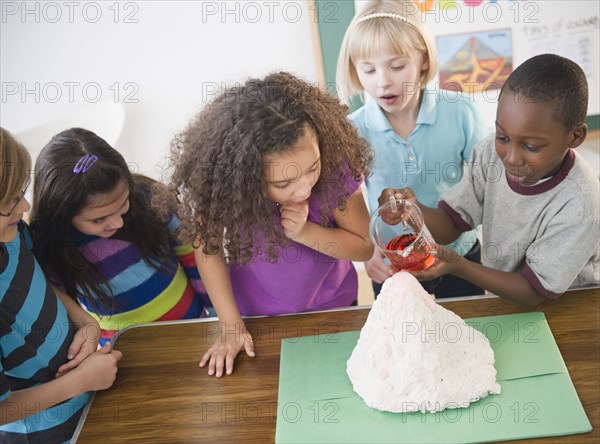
[357,12,418,30]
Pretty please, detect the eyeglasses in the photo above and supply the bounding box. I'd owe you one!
[0,177,31,217]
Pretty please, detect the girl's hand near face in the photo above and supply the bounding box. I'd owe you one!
[199,321,255,377]
[280,201,310,241]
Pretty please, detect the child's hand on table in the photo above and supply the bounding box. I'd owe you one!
[199,321,255,377]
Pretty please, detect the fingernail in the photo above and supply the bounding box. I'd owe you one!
[389,195,397,213]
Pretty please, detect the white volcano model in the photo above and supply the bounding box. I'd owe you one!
[347,272,501,413]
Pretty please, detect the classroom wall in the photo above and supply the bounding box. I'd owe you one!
[2,1,599,179]
[0,0,319,177]
[352,0,600,136]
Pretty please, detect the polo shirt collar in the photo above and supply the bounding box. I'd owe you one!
[419,87,437,125]
[364,86,437,133]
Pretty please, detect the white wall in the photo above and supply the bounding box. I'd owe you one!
[1,0,318,177]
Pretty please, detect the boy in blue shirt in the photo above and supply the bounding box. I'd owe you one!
[1,128,122,442]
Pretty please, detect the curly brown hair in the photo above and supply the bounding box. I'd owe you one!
[166,72,372,264]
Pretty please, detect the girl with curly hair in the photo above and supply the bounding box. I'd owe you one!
[167,71,373,377]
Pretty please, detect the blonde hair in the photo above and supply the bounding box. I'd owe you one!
[0,127,31,205]
[336,0,439,104]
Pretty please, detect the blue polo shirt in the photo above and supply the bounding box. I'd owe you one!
[350,88,485,255]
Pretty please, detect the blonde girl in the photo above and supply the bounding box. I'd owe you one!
[337,0,485,298]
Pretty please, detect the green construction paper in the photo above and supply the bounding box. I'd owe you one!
[277,331,357,403]
[465,312,568,380]
[276,312,592,443]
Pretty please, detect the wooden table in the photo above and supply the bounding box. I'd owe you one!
[74,288,599,443]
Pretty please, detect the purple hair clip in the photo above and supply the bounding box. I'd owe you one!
[73,154,99,173]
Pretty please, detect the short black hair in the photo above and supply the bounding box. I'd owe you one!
[500,53,588,129]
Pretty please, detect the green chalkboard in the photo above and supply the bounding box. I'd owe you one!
[313,0,355,90]
[313,0,364,111]
[585,115,599,132]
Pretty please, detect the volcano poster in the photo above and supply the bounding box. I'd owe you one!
[437,28,512,93]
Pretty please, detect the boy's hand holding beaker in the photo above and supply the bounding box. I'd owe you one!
[372,188,437,273]
[409,244,463,281]
[377,187,418,224]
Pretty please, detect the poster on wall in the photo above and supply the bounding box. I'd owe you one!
[437,28,513,93]
[522,18,597,91]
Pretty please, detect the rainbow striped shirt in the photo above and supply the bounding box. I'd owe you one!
[70,215,210,344]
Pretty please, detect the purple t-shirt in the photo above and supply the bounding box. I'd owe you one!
[229,171,362,316]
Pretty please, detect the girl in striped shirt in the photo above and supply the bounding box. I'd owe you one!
[30,128,210,344]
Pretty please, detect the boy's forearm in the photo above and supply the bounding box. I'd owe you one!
[450,257,546,306]
[419,205,463,245]
[0,370,84,425]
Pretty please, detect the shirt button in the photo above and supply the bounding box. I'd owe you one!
[409,155,415,161]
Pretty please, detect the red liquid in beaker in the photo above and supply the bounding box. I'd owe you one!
[385,233,435,271]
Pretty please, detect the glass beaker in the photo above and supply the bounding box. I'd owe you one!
[370,198,436,272]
